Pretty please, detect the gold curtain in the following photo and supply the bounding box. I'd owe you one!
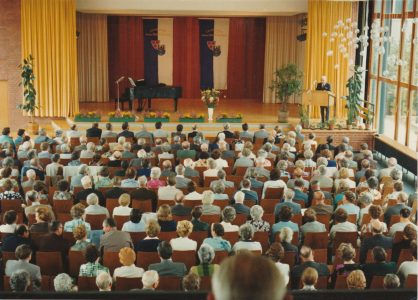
[77,13,109,103]
[304,0,358,119]
[263,15,306,103]
[21,0,79,117]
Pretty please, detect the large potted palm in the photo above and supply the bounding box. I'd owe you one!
[344,65,363,129]
[18,55,39,134]
[270,64,303,123]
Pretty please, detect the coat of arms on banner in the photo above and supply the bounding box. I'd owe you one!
[151,40,166,56]
[207,41,221,57]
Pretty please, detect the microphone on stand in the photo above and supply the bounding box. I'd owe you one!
[115,76,125,84]
[115,76,125,111]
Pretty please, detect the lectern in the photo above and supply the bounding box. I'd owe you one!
[302,90,336,119]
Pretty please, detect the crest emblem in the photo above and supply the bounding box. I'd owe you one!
[151,40,166,56]
[207,41,221,57]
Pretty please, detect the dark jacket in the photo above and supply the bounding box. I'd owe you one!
[159,220,177,232]
[359,234,393,264]
[171,204,192,216]
[134,238,161,252]
[191,219,209,232]
[130,188,157,212]
[29,222,49,234]
[105,187,125,200]
[241,190,259,204]
[2,234,33,252]
[232,203,250,216]
[291,261,330,289]
[362,262,397,287]
[117,130,134,139]
[37,233,71,261]
[86,127,102,138]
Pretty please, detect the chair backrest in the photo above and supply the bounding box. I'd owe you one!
[347,214,357,224]
[105,198,119,216]
[115,277,143,290]
[312,249,327,264]
[200,276,212,290]
[68,250,87,277]
[1,199,23,213]
[366,248,392,263]
[298,275,328,289]
[332,231,358,254]
[316,214,331,231]
[157,276,182,290]
[62,231,76,245]
[290,214,302,226]
[103,251,123,274]
[334,275,348,289]
[85,214,107,230]
[157,199,174,208]
[136,251,160,269]
[128,232,147,243]
[223,231,239,245]
[172,250,196,270]
[77,276,97,291]
[389,215,401,229]
[212,250,229,265]
[369,275,385,289]
[264,187,284,200]
[405,274,418,289]
[189,231,209,248]
[2,251,16,270]
[200,214,221,224]
[253,231,270,253]
[303,232,329,249]
[235,167,248,176]
[212,200,229,210]
[132,200,153,212]
[114,215,130,230]
[282,251,296,269]
[53,199,74,214]
[36,251,63,276]
[231,214,248,226]
[204,176,218,187]
[259,199,279,214]
[397,248,413,267]
[57,213,72,224]
[159,231,178,241]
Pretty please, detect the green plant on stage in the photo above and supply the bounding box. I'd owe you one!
[17,55,38,123]
[270,64,303,112]
[344,65,363,127]
[298,105,310,128]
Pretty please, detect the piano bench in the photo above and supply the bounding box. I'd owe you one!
[114,98,132,111]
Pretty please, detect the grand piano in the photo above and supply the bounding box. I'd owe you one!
[122,81,182,112]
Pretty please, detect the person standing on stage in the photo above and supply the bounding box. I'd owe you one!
[316,75,331,124]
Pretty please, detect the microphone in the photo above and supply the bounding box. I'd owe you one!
[115,76,125,84]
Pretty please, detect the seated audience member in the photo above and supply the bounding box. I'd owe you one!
[300,267,318,291]
[362,246,396,287]
[189,206,209,232]
[220,206,239,232]
[290,245,329,289]
[183,272,200,292]
[358,192,374,225]
[308,180,333,207]
[346,270,367,290]
[383,273,400,289]
[21,169,36,190]
[279,227,298,254]
[271,206,299,241]
[100,218,133,253]
[392,224,417,263]
[29,207,53,233]
[9,270,31,292]
[64,203,91,234]
[203,223,231,252]
[397,240,418,286]
[334,168,355,191]
[201,190,221,215]
[379,157,399,179]
[261,168,287,199]
[2,224,32,252]
[174,164,191,189]
[94,167,113,188]
[141,270,159,290]
[274,189,301,217]
[85,193,110,217]
[338,191,360,218]
[96,271,112,292]
[211,149,228,170]
[233,223,262,252]
[157,204,177,232]
[331,243,361,285]
[366,176,382,201]
[74,176,105,206]
[108,150,122,167]
[389,208,417,236]
[310,191,333,217]
[232,191,250,216]
[210,169,234,189]
[360,220,393,264]
[300,208,326,240]
[149,241,187,277]
[5,244,41,290]
[190,244,219,277]
[37,221,71,261]
[184,181,202,201]
[330,208,357,240]
[54,273,77,292]
[170,220,197,251]
[158,173,181,200]
[265,242,290,285]
[71,224,89,251]
[134,219,161,252]
[121,209,145,232]
[384,192,412,225]
[113,193,132,217]
[24,190,55,219]
[171,191,192,216]
[361,205,388,234]
[113,247,144,281]
[53,180,73,200]
[121,167,138,188]
[246,205,270,232]
[240,179,258,204]
[183,158,199,177]
[310,165,333,189]
[233,148,254,172]
[211,252,286,300]
[70,164,89,189]
[130,175,157,211]
[0,210,17,233]
[0,179,22,200]
[212,181,229,201]
[79,244,109,276]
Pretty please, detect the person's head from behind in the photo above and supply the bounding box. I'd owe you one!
[145,219,161,238]
[118,247,136,267]
[10,270,30,292]
[372,246,387,263]
[222,206,236,223]
[299,245,314,263]
[86,193,99,206]
[15,224,29,238]
[210,252,286,300]
[15,244,32,261]
[81,176,92,189]
[102,218,116,233]
[73,224,87,242]
[301,267,318,287]
[3,210,17,225]
[157,204,172,221]
[212,223,225,238]
[85,244,100,263]
[346,270,366,290]
[177,220,193,238]
[198,244,215,265]
[278,206,292,222]
[54,273,75,292]
[96,271,112,291]
[142,270,159,290]
[183,272,200,291]
[238,223,254,242]
[35,207,52,223]
[334,208,348,224]
[403,224,417,241]
[157,241,173,260]
[265,242,285,263]
[383,274,400,289]
[279,227,293,244]
[337,243,356,263]
[129,209,142,224]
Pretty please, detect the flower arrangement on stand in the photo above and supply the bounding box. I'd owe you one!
[108,111,136,122]
[201,88,220,121]
[74,112,101,122]
[179,112,205,123]
[216,113,242,123]
[143,111,170,122]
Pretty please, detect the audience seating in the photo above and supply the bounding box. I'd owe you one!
[85,214,107,230]
[35,251,64,276]
[369,276,385,289]
[405,274,417,289]
[132,200,152,212]
[77,276,97,291]
[103,251,123,274]
[172,250,196,270]
[212,251,229,265]
[303,232,329,249]
[199,276,212,290]
[334,275,348,289]
[157,276,182,290]
[115,277,142,290]
[136,252,160,269]
[68,250,86,277]
[114,215,130,230]
[105,198,119,216]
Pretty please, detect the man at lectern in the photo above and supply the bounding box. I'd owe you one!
[316,75,331,123]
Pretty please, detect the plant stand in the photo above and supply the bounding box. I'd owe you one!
[144,117,169,123]
[207,107,214,121]
[179,117,205,123]
[216,117,242,123]
[74,116,101,122]
[109,117,135,122]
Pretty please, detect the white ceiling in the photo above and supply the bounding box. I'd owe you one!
[76,0,308,16]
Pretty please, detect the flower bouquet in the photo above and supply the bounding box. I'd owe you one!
[74,111,101,122]
[216,112,243,123]
[201,88,220,121]
[179,112,205,123]
[143,111,170,122]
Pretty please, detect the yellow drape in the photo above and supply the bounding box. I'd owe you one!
[21,0,79,117]
[77,13,109,103]
[304,0,357,119]
[263,15,306,104]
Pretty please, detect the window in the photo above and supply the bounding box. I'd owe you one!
[381,82,396,139]
[409,90,418,151]
[396,88,409,144]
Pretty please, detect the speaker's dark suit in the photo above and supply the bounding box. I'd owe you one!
[86,127,102,138]
[316,82,331,123]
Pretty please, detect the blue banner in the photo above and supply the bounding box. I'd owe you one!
[143,19,158,85]
[199,19,214,89]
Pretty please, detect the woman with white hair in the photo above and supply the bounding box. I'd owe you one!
[246,205,270,232]
[212,181,229,200]
[220,206,239,232]
[190,244,219,276]
[279,227,298,253]
[203,158,218,178]
[60,144,72,159]
[303,150,316,167]
[201,191,221,215]
[80,142,96,159]
[158,144,174,162]
[233,224,262,252]
[146,167,166,189]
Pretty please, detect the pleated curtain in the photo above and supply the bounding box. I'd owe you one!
[21,0,79,117]
[77,13,109,103]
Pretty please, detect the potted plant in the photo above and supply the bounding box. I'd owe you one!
[179,113,205,123]
[298,105,310,129]
[18,55,39,134]
[365,111,374,130]
[328,118,336,130]
[344,65,363,130]
[270,64,303,123]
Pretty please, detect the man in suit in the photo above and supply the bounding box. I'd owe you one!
[240,179,259,204]
[149,241,187,277]
[100,218,133,254]
[130,176,158,212]
[190,207,209,232]
[210,169,234,190]
[135,124,154,143]
[233,148,254,172]
[307,180,332,207]
[219,123,235,139]
[2,224,32,252]
[310,191,333,217]
[86,123,102,138]
[37,221,71,263]
[175,164,191,189]
[101,123,118,139]
[359,220,393,264]
[183,158,199,178]
[231,191,250,216]
[177,141,196,161]
[290,245,329,289]
[158,174,181,200]
[253,124,269,142]
[171,192,192,217]
[292,179,309,205]
[5,244,41,291]
[117,122,134,139]
[239,123,254,140]
[316,75,331,123]
[74,176,106,207]
[362,246,397,287]
[274,189,302,217]
[384,192,411,225]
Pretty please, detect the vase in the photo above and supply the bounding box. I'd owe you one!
[207,107,214,121]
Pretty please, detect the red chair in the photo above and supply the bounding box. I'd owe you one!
[36,251,63,276]
[369,275,385,289]
[129,232,147,243]
[68,250,86,277]
[259,199,279,214]
[263,188,284,200]
[254,231,269,253]
[85,214,107,230]
[334,275,348,289]
[114,215,130,230]
[157,276,182,290]
[132,200,152,212]
[105,198,119,216]
[282,252,296,269]
[103,251,123,274]
[212,250,229,265]
[77,276,97,291]
[115,277,143,290]
[136,251,160,269]
[189,231,208,248]
[200,276,212,290]
[303,232,329,249]
[397,248,413,267]
[200,214,221,224]
[232,214,248,226]
[312,249,327,264]
[223,231,239,245]
[172,250,196,270]
[332,231,358,254]
[405,274,417,289]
